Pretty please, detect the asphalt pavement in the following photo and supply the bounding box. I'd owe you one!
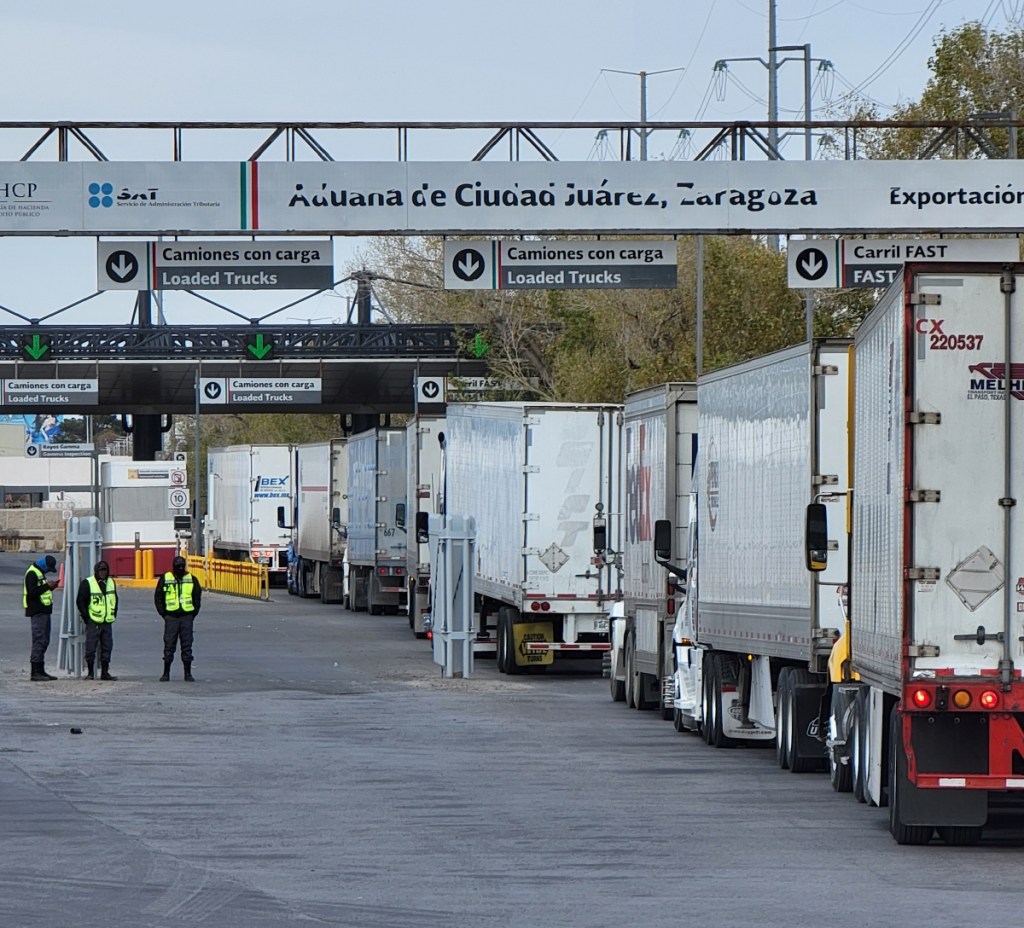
[3,551,1024,928]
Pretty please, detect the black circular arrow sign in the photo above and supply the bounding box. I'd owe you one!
[203,381,223,400]
[421,379,441,400]
[795,247,829,281]
[452,248,485,282]
[106,250,140,284]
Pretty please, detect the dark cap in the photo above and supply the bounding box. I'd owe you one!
[94,560,110,573]
[172,556,187,569]
[44,555,56,571]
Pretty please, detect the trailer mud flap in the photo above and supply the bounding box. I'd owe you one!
[514,622,554,667]
[794,682,826,760]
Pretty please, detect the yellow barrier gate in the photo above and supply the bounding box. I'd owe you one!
[186,555,270,601]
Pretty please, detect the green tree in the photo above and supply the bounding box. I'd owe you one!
[827,22,1024,161]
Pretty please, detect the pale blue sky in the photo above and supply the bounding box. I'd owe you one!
[0,0,1014,325]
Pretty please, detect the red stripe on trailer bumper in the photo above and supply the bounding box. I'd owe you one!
[524,643,612,651]
[917,775,1024,790]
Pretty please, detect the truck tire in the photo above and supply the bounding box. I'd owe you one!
[828,700,852,793]
[775,668,792,770]
[706,652,737,749]
[496,612,509,673]
[700,658,714,745]
[851,691,868,803]
[609,660,626,702]
[496,607,522,675]
[624,636,637,708]
[936,825,983,846]
[888,705,934,845]
[503,608,523,675]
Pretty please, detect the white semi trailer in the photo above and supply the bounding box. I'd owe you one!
[445,402,622,673]
[346,427,408,615]
[288,439,349,603]
[607,383,697,715]
[661,341,851,765]
[206,444,294,581]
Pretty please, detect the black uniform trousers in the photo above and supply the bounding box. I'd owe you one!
[163,613,195,663]
[29,613,51,663]
[84,619,114,664]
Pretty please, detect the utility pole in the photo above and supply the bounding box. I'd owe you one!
[603,67,684,160]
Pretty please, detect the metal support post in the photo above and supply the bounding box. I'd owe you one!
[429,514,476,678]
[58,516,103,678]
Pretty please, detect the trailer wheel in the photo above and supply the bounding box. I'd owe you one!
[706,653,737,749]
[700,657,714,745]
[609,660,625,703]
[850,691,868,803]
[502,608,523,675]
[775,668,792,769]
[936,825,983,846]
[624,636,637,708]
[888,705,934,845]
[496,612,509,673]
[828,701,852,793]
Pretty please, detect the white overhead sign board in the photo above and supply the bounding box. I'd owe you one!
[199,378,322,406]
[1,379,99,405]
[788,237,1021,289]
[97,240,334,290]
[25,442,95,459]
[443,240,677,290]
[5,161,1024,234]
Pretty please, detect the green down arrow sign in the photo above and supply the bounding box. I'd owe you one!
[246,333,273,360]
[23,333,51,361]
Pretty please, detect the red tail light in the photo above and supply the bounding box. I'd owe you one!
[911,688,932,709]
[980,690,1000,710]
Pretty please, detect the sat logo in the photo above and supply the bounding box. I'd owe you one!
[1017,578,1024,595]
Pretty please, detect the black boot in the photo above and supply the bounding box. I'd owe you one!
[100,663,117,681]
[31,662,56,681]
[159,660,171,682]
[84,658,95,680]
[183,661,194,682]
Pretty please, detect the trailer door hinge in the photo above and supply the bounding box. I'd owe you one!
[523,513,539,521]
[523,465,540,474]
[910,292,942,306]
[908,411,941,425]
[813,364,839,376]
[906,567,941,581]
[522,548,540,557]
[908,489,941,503]
[907,643,941,658]
[812,474,838,486]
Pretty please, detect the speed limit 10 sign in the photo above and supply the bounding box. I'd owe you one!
[168,488,190,510]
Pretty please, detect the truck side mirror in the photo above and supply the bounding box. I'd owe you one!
[806,503,828,572]
[416,511,429,543]
[331,507,340,527]
[654,519,672,561]
[396,502,406,530]
[593,516,607,554]
[277,505,286,528]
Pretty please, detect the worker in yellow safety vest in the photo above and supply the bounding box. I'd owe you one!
[154,556,202,682]
[76,560,118,680]
[24,554,60,681]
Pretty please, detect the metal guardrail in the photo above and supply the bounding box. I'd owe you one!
[187,555,269,601]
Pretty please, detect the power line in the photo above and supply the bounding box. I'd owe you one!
[846,0,943,94]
